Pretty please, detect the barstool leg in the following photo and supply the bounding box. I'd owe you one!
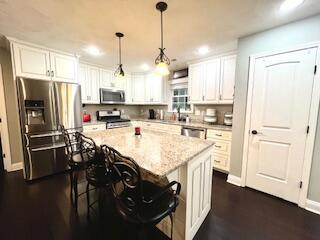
[73,172,78,213]
[69,170,74,205]
[86,182,90,219]
[169,213,174,240]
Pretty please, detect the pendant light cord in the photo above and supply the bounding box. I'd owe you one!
[118,37,122,65]
[160,10,163,49]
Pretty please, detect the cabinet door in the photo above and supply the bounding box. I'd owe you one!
[79,64,90,103]
[145,73,163,103]
[13,43,51,80]
[220,55,236,103]
[87,66,100,103]
[188,63,204,103]
[50,52,78,83]
[100,69,114,88]
[131,74,145,103]
[203,59,220,103]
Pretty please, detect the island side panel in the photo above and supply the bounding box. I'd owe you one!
[157,147,213,240]
[186,147,213,240]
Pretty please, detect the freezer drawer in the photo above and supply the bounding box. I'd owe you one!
[25,144,68,180]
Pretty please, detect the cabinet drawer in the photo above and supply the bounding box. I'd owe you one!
[213,154,228,168]
[207,129,232,140]
[83,124,106,132]
[212,140,230,154]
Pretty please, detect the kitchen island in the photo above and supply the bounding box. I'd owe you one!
[85,127,214,240]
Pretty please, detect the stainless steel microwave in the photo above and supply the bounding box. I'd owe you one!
[100,88,125,104]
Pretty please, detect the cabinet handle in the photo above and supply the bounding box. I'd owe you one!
[188,96,190,101]
[214,145,222,148]
[47,70,50,76]
[215,134,222,137]
[132,98,134,102]
[92,127,98,130]
[202,96,204,101]
[214,160,221,163]
[219,94,222,100]
[51,71,54,77]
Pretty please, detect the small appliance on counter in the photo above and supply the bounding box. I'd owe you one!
[83,112,91,122]
[224,112,233,126]
[204,108,217,124]
[97,110,131,129]
[149,109,156,119]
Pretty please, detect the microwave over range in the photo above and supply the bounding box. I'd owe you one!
[100,88,125,104]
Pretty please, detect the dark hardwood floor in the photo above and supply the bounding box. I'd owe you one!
[1,170,320,240]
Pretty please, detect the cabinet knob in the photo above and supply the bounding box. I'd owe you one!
[51,71,54,77]
[47,70,50,76]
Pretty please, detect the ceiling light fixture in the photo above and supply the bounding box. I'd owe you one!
[155,1,170,76]
[141,63,150,71]
[85,46,101,56]
[198,46,209,55]
[280,0,304,12]
[114,32,125,80]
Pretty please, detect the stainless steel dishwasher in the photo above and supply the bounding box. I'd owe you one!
[181,126,206,139]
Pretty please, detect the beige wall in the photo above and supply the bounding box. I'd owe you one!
[0,47,24,165]
[230,14,320,202]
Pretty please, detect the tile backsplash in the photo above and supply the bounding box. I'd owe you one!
[83,104,232,125]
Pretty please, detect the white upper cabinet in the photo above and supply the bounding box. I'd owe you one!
[50,52,78,83]
[12,42,78,83]
[203,59,220,103]
[79,64,100,104]
[145,73,163,103]
[188,63,204,102]
[131,74,145,103]
[220,55,236,103]
[13,43,51,81]
[100,69,114,89]
[188,54,236,104]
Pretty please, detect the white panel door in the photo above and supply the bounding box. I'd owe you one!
[13,43,51,80]
[188,63,204,103]
[132,74,145,103]
[220,55,236,103]
[246,48,318,203]
[203,59,220,103]
[50,52,78,83]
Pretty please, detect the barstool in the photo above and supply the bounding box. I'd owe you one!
[61,126,97,213]
[102,145,181,240]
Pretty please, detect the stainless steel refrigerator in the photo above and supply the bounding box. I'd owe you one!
[17,78,82,180]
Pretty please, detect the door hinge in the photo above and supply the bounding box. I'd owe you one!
[314,65,317,75]
[307,125,310,134]
[299,181,303,189]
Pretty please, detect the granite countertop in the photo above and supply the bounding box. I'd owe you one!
[132,118,232,131]
[85,127,214,178]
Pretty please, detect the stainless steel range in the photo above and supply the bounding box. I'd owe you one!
[96,110,131,129]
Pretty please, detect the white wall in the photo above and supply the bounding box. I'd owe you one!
[230,14,320,202]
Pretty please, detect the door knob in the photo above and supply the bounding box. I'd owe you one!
[251,130,262,135]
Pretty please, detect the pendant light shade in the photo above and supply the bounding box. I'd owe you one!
[115,32,125,80]
[155,2,170,76]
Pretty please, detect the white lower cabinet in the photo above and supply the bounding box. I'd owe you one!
[83,124,106,132]
[11,41,78,83]
[207,129,232,172]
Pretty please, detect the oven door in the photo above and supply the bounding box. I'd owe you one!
[100,88,125,104]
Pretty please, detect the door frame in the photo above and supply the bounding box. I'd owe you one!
[241,41,320,208]
[0,64,13,171]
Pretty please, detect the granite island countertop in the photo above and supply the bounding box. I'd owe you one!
[85,127,214,178]
[132,118,232,131]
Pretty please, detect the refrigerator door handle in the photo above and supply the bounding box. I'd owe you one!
[52,82,61,130]
[31,144,65,152]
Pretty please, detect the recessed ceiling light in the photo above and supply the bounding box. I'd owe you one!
[85,46,102,56]
[280,0,304,12]
[141,63,150,71]
[198,46,209,55]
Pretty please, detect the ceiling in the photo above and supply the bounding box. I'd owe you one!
[0,0,319,72]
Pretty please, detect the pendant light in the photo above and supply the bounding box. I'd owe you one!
[114,32,125,80]
[155,2,170,76]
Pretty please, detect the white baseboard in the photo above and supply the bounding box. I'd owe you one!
[305,199,320,215]
[9,162,23,172]
[227,174,242,187]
